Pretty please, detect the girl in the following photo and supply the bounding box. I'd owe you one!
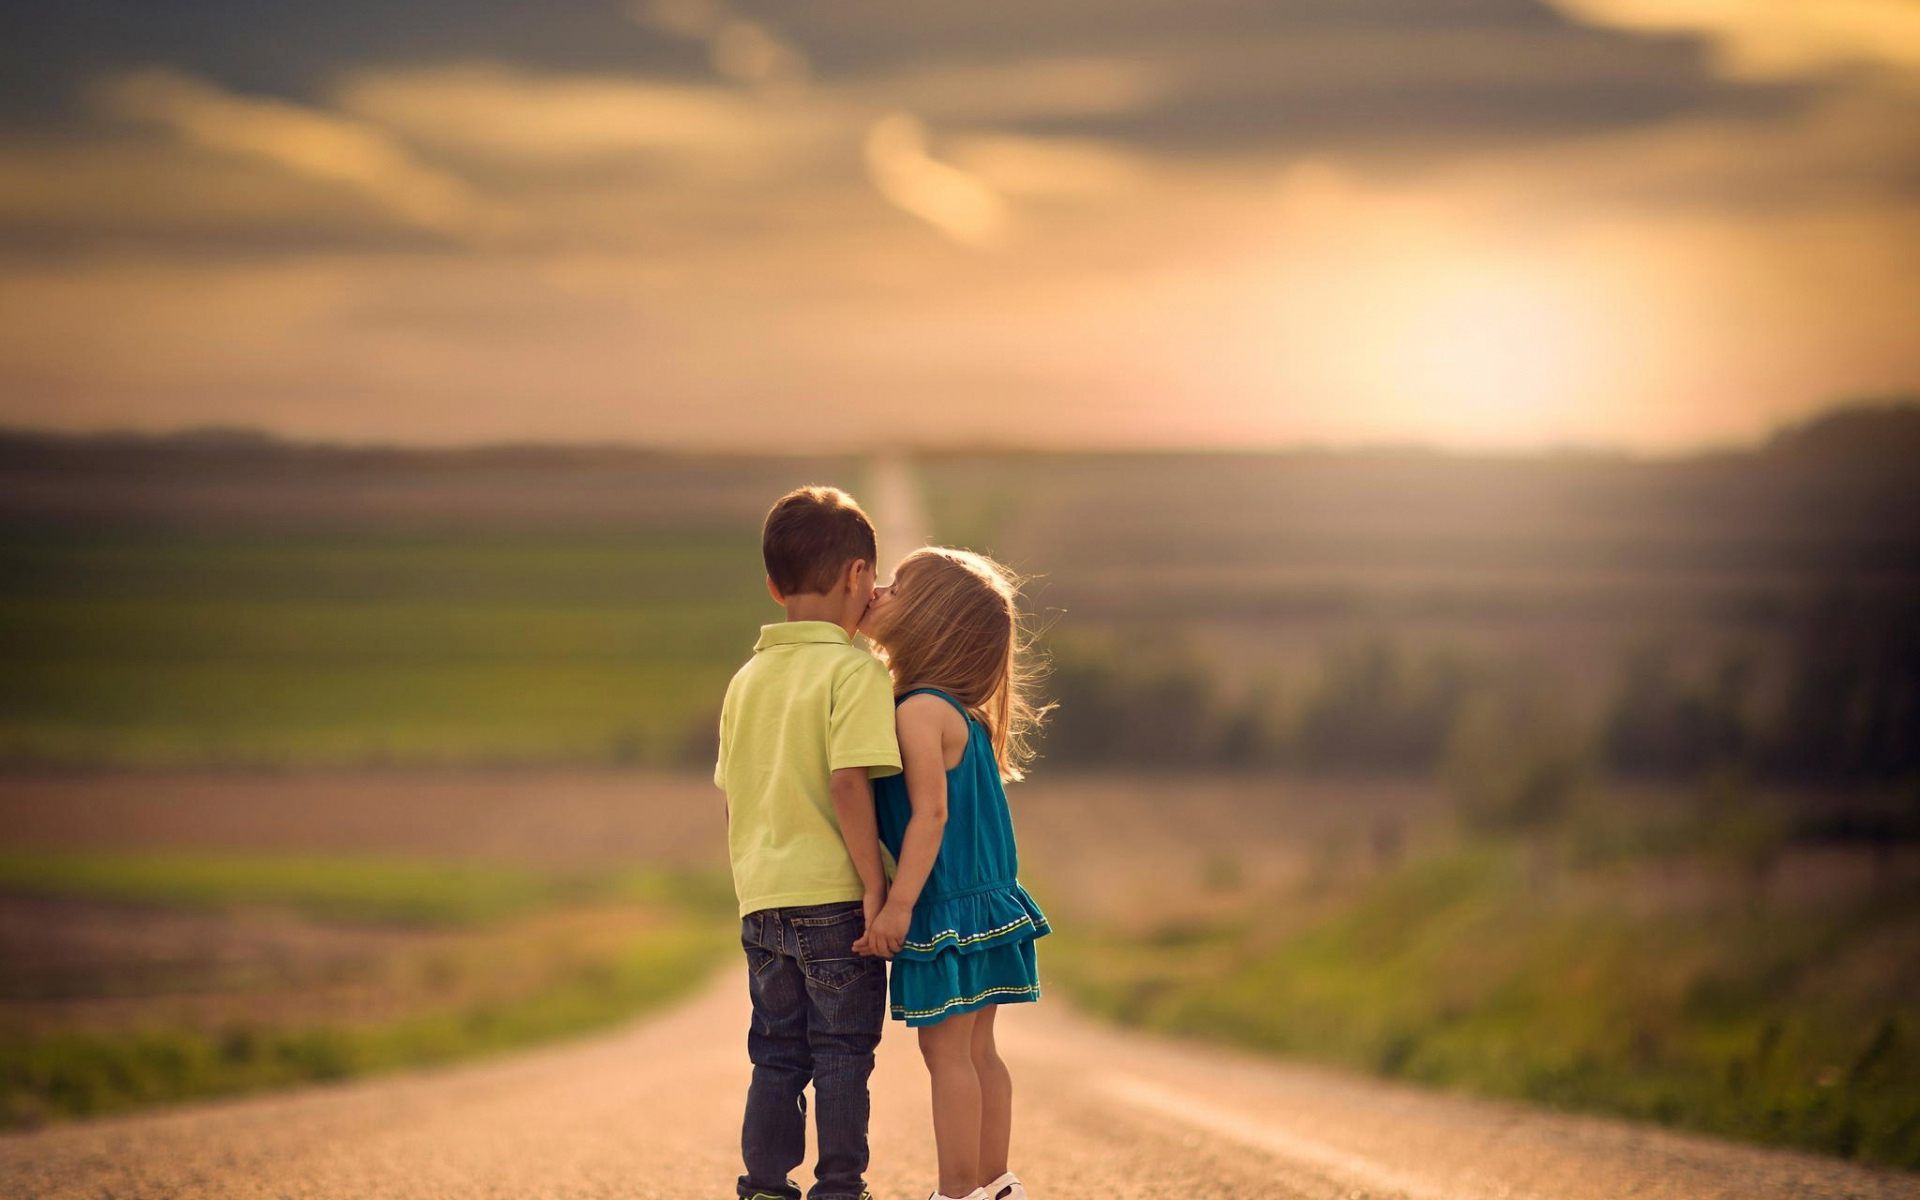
[853,547,1050,1200]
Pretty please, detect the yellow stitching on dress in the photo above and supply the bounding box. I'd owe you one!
[893,983,1041,1020]
[901,915,1037,952]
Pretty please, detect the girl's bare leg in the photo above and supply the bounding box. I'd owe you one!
[918,1010,981,1196]
[969,1004,1012,1185]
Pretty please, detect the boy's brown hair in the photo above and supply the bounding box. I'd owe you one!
[762,485,878,596]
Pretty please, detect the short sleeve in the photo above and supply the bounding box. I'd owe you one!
[829,655,902,778]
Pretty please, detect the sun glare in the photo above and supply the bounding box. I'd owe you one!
[1384,258,1594,442]
[1257,229,1613,449]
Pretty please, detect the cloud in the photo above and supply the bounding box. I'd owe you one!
[1546,0,1920,81]
[630,0,1028,249]
[1388,90,1920,218]
[943,134,1148,200]
[0,136,455,255]
[334,62,842,174]
[844,57,1172,124]
[89,68,513,242]
[629,0,810,94]
[863,113,1010,249]
[2,3,1915,448]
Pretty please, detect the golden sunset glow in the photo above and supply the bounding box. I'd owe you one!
[1546,0,1920,79]
[0,0,1914,450]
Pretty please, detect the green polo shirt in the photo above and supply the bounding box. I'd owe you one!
[714,620,902,917]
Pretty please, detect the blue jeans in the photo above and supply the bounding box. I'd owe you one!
[737,900,885,1200]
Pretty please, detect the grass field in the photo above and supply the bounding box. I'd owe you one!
[0,528,765,767]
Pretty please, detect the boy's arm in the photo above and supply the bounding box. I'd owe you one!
[856,698,948,958]
[825,655,902,944]
[829,768,888,932]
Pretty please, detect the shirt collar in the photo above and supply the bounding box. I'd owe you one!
[754,620,853,651]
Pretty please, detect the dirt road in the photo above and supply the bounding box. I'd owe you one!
[4,971,1912,1200]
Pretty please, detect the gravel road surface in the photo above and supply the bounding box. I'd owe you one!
[3,974,1913,1200]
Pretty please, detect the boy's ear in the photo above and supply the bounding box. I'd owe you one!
[846,558,874,592]
[765,575,785,605]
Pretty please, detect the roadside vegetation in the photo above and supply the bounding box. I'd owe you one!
[0,852,734,1127]
[1047,815,1919,1170]
[1034,588,1918,1169]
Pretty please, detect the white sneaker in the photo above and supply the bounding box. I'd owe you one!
[984,1173,1028,1200]
[928,1191,987,1200]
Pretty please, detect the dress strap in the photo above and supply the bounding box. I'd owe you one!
[895,687,975,724]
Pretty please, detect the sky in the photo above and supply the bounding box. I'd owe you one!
[0,0,1915,452]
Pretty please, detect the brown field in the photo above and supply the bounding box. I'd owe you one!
[1,894,673,1036]
[0,769,724,868]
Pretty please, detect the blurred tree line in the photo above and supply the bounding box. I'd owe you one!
[1033,589,1918,843]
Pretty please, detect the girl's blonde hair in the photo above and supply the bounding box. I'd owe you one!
[876,547,1051,782]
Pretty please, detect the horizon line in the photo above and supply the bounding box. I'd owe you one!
[3,396,1915,464]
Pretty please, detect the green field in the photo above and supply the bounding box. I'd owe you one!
[0,529,765,767]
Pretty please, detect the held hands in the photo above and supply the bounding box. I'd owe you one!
[858,886,886,951]
[852,897,912,959]
[851,886,889,957]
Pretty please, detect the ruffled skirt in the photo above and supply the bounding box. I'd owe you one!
[888,881,1047,1027]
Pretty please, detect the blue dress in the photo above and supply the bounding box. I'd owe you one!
[873,687,1049,1026]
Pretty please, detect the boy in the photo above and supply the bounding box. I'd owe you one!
[714,485,900,1200]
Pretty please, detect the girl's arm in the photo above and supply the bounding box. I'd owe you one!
[856,697,949,958]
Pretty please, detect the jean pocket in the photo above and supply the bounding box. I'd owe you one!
[795,908,868,991]
[745,944,777,977]
[802,956,875,992]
